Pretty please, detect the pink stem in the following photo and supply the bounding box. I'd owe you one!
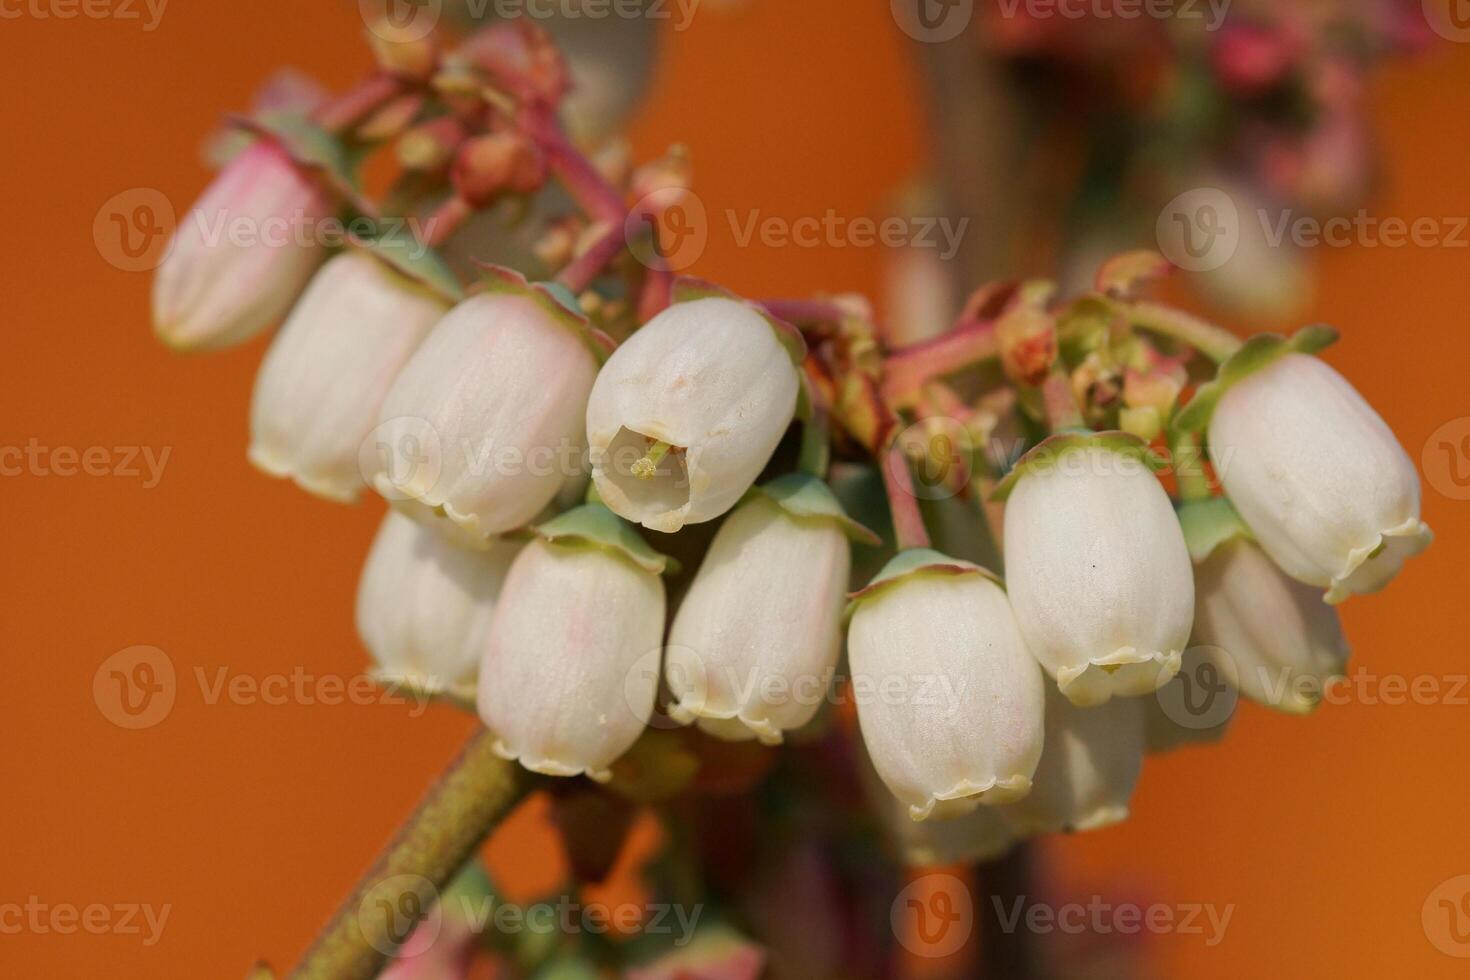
[757,297,850,327]
[313,75,404,133]
[556,221,627,293]
[523,109,626,222]
[1040,368,1084,432]
[422,195,474,249]
[882,318,999,409]
[881,441,931,552]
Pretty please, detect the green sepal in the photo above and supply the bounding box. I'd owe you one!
[534,503,680,576]
[990,429,1164,502]
[671,276,808,367]
[1176,496,1254,564]
[746,473,882,545]
[474,262,616,364]
[1173,325,1339,434]
[845,547,1000,617]
[351,229,463,303]
[225,112,376,216]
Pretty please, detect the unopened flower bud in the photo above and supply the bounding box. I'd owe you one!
[397,117,466,173]
[666,476,877,744]
[1203,349,1431,603]
[848,550,1046,821]
[587,294,803,532]
[451,132,547,207]
[249,250,448,502]
[371,274,602,540]
[996,305,1057,387]
[1194,535,1350,713]
[1000,435,1194,705]
[1005,686,1145,835]
[355,510,519,700]
[153,140,333,351]
[477,506,671,781]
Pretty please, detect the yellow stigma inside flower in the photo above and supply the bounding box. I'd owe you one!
[632,440,674,480]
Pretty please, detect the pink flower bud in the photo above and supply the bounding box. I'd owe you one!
[152,140,333,352]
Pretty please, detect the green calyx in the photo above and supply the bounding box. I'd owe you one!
[1176,496,1254,564]
[1173,324,1339,434]
[845,548,1001,618]
[670,277,808,368]
[534,503,680,576]
[226,113,376,217]
[474,263,616,364]
[745,473,882,546]
[352,231,463,304]
[990,429,1164,502]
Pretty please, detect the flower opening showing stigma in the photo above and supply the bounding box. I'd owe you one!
[632,439,676,480]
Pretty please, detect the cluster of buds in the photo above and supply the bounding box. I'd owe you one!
[156,15,1432,975]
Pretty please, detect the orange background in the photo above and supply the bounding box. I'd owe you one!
[2,1,1468,977]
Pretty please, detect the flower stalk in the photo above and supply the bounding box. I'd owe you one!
[289,728,528,980]
[881,441,931,551]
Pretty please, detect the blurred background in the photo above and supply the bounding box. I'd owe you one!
[2,0,1469,976]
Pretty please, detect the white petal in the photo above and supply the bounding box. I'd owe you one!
[1005,687,1144,835]
[1004,447,1193,705]
[372,293,599,539]
[849,569,1045,820]
[1208,353,1430,603]
[586,298,799,532]
[1194,537,1349,714]
[249,251,447,502]
[153,141,331,352]
[666,495,849,744]
[355,510,520,700]
[476,539,665,781]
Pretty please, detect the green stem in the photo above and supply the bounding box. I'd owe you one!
[288,729,529,980]
[798,402,832,478]
[1129,301,1243,364]
[1169,428,1213,504]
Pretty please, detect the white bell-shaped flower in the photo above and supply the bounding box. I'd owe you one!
[1000,434,1194,706]
[153,139,332,352]
[355,510,520,701]
[1005,685,1145,835]
[249,250,449,502]
[1193,337,1432,604]
[371,269,604,541]
[1194,533,1351,714]
[586,287,804,533]
[847,549,1046,821]
[666,475,878,744]
[476,504,672,781]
